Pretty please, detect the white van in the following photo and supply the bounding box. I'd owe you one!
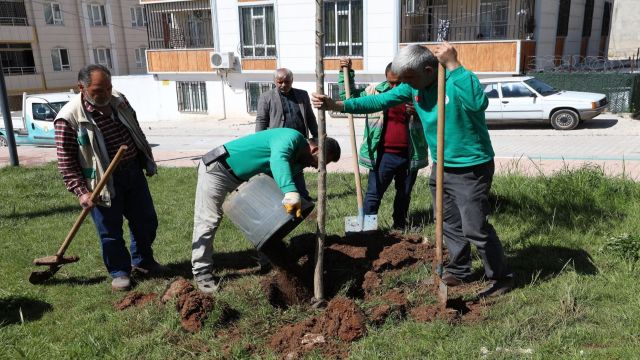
[480,76,608,130]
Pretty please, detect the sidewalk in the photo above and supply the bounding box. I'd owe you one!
[2,115,640,180]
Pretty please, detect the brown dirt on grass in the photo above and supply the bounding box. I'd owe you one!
[161,277,195,304]
[268,297,366,359]
[114,292,157,310]
[160,277,239,333]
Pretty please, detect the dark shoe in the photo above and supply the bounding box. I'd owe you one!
[194,273,220,294]
[111,276,131,291]
[258,262,272,275]
[477,277,514,298]
[132,262,170,276]
[441,272,466,287]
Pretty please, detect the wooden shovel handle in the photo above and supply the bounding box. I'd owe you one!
[342,66,365,212]
[55,145,129,257]
[435,64,446,272]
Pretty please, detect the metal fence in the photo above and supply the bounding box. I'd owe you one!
[2,66,36,75]
[526,71,640,113]
[526,55,640,73]
[145,0,214,50]
[0,16,27,26]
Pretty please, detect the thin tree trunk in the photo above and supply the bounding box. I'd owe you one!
[314,0,326,302]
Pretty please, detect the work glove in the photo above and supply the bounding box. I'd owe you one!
[282,192,302,218]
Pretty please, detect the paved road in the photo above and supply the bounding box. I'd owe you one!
[2,114,640,179]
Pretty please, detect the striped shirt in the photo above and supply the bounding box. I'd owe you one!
[55,96,138,197]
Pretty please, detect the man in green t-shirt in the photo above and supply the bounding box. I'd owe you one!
[191,128,341,293]
[312,43,513,298]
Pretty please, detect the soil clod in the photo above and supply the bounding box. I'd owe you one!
[115,292,157,310]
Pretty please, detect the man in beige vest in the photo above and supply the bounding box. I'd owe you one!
[54,64,166,291]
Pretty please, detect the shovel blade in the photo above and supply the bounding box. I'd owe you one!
[437,279,448,305]
[345,214,378,233]
[28,267,60,284]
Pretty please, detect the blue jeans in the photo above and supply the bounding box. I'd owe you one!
[90,162,158,278]
[364,152,418,228]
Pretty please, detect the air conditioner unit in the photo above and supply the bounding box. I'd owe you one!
[210,51,234,69]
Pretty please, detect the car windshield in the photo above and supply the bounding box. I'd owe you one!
[524,78,559,96]
[48,101,67,114]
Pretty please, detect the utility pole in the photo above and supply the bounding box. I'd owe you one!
[0,63,19,166]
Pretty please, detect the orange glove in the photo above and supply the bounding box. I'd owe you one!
[282,192,302,218]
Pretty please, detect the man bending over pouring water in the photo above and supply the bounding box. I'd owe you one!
[191,128,341,293]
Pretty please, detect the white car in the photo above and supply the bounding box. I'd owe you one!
[480,76,608,130]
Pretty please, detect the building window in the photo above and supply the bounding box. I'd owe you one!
[177,81,207,113]
[479,0,508,39]
[327,82,368,118]
[601,1,612,37]
[44,3,63,25]
[324,0,363,57]
[581,0,594,37]
[400,0,448,43]
[0,1,28,26]
[0,43,36,75]
[556,0,571,37]
[130,6,146,27]
[245,82,275,113]
[93,48,112,68]
[134,48,146,68]
[51,48,70,71]
[87,4,106,26]
[239,6,276,58]
[145,0,214,50]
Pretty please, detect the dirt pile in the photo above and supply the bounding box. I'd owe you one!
[260,232,492,359]
[114,292,157,310]
[268,297,366,359]
[159,277,239,333]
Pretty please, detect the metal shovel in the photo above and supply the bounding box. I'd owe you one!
[342,66,377,234]
[434,63,448,305]
[29,145,128,284]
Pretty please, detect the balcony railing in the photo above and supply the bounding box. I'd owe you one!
[402,23,533,43]
[145,0,214,50]
[2,66,36,75]
[0,17,28,26]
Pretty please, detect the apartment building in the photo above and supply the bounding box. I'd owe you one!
[0,0,148,108]
[607,0,639,59]
[118,0,613,122]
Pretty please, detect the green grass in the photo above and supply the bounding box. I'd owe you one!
[2,163,640,359]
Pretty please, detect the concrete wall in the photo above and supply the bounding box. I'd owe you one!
[608,0,640,59]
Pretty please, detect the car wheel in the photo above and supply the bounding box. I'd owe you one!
[0,135,7,147]
[550,109,580,130]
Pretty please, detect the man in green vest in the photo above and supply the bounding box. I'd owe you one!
[312,43,514,298]
[191,128,341,293]
[338,58,428,230]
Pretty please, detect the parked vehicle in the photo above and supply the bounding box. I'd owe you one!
[0,91,75,146]
[480,76,608,130]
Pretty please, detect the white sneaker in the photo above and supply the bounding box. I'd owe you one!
[111,275,131,291]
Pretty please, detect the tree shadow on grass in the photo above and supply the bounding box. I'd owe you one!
[508,245,597,288]
[2,205,79,220]
[0,296,53,327]
[161,249,266,280]
[39,275,107,286]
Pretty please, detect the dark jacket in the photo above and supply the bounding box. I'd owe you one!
[255,88,318,139]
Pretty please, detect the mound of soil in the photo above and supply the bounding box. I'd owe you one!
[258,232,494,359]
[161,277,239,333]
[268,297,366,359]
[115,292,157,310]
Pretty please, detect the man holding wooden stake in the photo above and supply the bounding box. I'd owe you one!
[312,43,514,298]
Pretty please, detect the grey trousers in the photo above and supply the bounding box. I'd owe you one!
[191,160,242,277]
[429,160,512,280]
